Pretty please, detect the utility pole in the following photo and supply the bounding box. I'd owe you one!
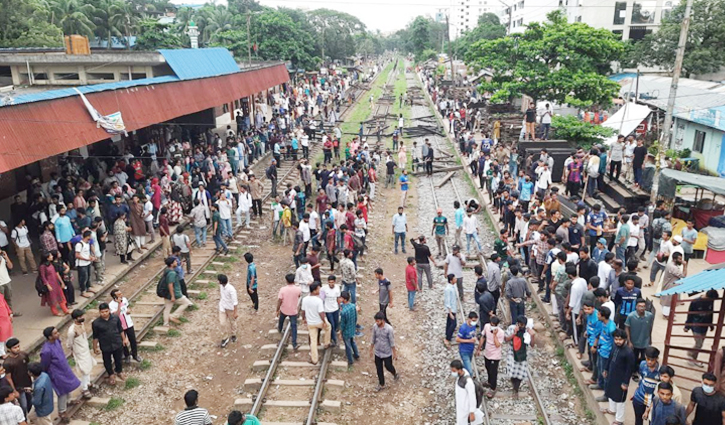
[446,13,454,83]
[652,0,694,202]
[246,13,252,67]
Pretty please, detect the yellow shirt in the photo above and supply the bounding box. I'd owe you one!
[282,208,292,227]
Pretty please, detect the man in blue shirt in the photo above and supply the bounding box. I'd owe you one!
[399,170,409,208]
[456,311,479,377]
[632,346,661,425]
[244,252,258,311]
[444,274,458,349]
[587,204,608,253]
[614,277,641,329]
[29,362,54,423]
[54,205,76,266]
[392,207,407,255]
[595,306,616,397]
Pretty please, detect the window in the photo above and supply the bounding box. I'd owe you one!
[628,26,653,40]
[662,1,673,20]
[631,1,656,24]
[87,73,115,81]
[613,2,626,24]
[693,130,706,153]
[54,72,79,81]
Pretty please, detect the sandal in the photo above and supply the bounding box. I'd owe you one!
[600,408,615,415]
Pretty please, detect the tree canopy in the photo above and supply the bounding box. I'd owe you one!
[452,13,506,58]
[466,11,624,107]
[627,0,725,77]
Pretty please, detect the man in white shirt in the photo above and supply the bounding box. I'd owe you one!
[462,210,482,255]
[0,250,15,316]
[143,197,155,243]
[597,252,614,290]
[236,186,252,230]
[568,275,588,339]
[627,215,641,264]
[321,275,341,346]
[299,215,311,254]
[0,221,8,252]
[217,193,233,240]
[307,205,320,242]
[535,162,552,199]
[109,289,142,363]
[75,230,95,297]
[301,283,330,365]
[295,257,314,296]
[10,219,36,275]
[217,274,238,348]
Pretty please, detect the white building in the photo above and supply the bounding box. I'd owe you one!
[449,0,497,39]
[497,0,676,40]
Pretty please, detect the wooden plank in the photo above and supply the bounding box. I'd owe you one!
[412,165,463,177]
[435,171,456,188]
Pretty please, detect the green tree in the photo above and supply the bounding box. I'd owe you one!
[208,29,248,59]
[201,5,240,44]
[628,0,725,77]
[0,0,63,47]
[308,9,365,61]
[251,9,318,70]
[551,115,614,147]
[50,0,97,37]
[134,18,182,49]
[453,13,506,57]
[91,0,124,48]
[466,10,624,107]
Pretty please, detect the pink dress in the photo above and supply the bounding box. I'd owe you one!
[0,294,12,343]
[39,263,66,308]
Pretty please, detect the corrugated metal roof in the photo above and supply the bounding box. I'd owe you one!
[0,76,179,107]
[656,264,725,296]
[0,63,289,173]
[158,48,240,80]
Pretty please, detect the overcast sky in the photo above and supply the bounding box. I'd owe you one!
[257,0,446,33]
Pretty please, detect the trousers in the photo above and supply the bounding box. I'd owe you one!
[219,309,238,337]
[308,322,331,364]
[445,313,457,341]
[102,347,123,376]
[374,355,397,386]
[484,357,500,390]
[278,313,298,347]
[416,263,433,289]
[163,296,193,325]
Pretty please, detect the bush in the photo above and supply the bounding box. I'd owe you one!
[551,115,615,148]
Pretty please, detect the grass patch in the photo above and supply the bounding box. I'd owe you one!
[167,329,181,337]
[207,281,217,289]
[68,358,76,367]
[197,292,208,300]
[84,300,99,311]
[139,359,152,370]
[188,303,199,311]
[124,377,140,390]
[104,396,125,411]
[179,317,190,323]
[139,343,165,352]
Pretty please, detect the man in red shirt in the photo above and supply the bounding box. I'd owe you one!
[406,257,419,311]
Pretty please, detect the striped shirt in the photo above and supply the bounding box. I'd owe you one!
[174,406,212,425]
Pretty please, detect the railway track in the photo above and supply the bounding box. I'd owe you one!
[408,70,551,425]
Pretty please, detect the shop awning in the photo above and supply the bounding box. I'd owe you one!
[656,263,725,296]
[601,102,652,145]
[658,168,725,198]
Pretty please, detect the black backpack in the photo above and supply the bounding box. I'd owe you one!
[460,375,485,408]
[156,270,171,298]
[35,275,49,297]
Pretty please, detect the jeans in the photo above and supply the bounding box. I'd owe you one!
[509,300,525,323]
[407,290,416,310]
[466,233,482,253]
[650,260,666,283]
[587,176,598,196]
[634,167,643,185]
[77,265,91,293]
[326,311,339,344]
[417,263,433,289]
[343,282,357,304]
[632,399,646,425]
[236,208,251,228]
[597,354,610,389]
[343,336,359,365]
[278,313,298,347]
[615,245,626,263]
[221,218,233,238]
[445,313,457,341]
[541,123,551,140]
[394,232,406,253]
[460,350,474,377]
[194,225,207,246]
[213,234,228,252]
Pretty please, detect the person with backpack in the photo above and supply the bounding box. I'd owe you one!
[505,315,536,399]
[450,359,484,425]
[38,251,68,316]
[159,257,193,326]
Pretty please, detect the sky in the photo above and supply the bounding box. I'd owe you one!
[257,0,446,33]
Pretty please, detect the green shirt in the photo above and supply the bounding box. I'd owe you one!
[166,270,182,299]
[625,310,654,348]
[433,216,447,236]
[227,148,236,160]
[493,238,508,258]
[212,211,222,236]
[555,277,572,299]
[616,223,630,246]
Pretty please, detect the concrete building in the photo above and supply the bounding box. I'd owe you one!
[498,0,676,40]
[449,0,497,39]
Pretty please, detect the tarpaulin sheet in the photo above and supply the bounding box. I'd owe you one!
[658,168,725,199]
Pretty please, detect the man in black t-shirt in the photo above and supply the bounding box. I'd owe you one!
[410,236,435,290]
[632,138,648,187]
[686,372,725,425]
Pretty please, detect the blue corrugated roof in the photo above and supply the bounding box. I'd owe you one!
[656,266,725,296]
[158,48,240,80]
[0,75,179,107]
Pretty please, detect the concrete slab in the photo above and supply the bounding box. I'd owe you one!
[136,301,164,306]
[264,400,310,408]
[153,326,170,334]
[243,378,262,390]
[86,397,110,408]
[279,361,319,368]
[320,399,342,412]
[234,398,253,408]
[139,341,159,348]
[252,360,271,371]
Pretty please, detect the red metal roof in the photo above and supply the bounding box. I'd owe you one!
[0,63,289,173]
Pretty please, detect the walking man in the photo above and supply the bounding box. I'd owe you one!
[92,303,128,385]
[431,208,449,257]
[66,310,94,399]
[339,291,360,369]
[370,311,399,391]
[456,311,479,377]
[161,257,193,326]
[218,274,238,348]
[410,236,434,290]
[444,274,459,349]
[505,266,530,323]
[374,268,393,324]
[40,327,80,423]
[450,359,484,425]
[321,275,341,346]
[244,252,259,312]
[392,207,408,255]
[109,289,141,364]
[445,246,466,302]
[301,283,331,365]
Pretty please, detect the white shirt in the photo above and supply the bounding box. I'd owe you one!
[302,295,325,325]
[309,211,319,231]
[535,167,552,190]
[455,370,485,425]
[109,297,134,329]
[143,200,154,222]
[295,264,313,294]
[597,261,612,289]
[566,252,580,264]
[10,226,30,248]
[463,215,478,235]
[656,240,673,264]
[0,258,10,286]
[75,240,92,267]
[300,221,311,243]
[237,191,252,212]
[0,222,8,246]
[218,198,232,220]
[320,284,341,313]
[569,277,588,312]
[628,223,640,247]
[219,283,238,312]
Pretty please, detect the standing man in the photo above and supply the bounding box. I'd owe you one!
[410,236,434,290]
[210,204,230,256]
[625,298,655,373]
[244,252,258,312]
[685,372,725,425]
[456,312,479,377]
[374,268,393,324]
[10,219,35,275]
[218,274,238,348]
[109,289,141,364]
[3,338,32,416]
[189,200,208,248]
[277,274,301,350]
[463,209,483,255]
[0,250,14,317]
[680,219,698,275]
[249,175,264,220]
[75,230,95,298]
[321,275,341,347]
[444,274,459,349]
[505,266,530,323]
[487,254,502,311]
[405,257,419,311]
[605,329,637,425]
[685,290,719,368]
[454,201,465,248]
[266,159,278,198]
[92,303,128,385]
[301,283,330,365]
[174,390,212,425]
[392,207,408,255]
[339,291,359,369]
[399,169,409,207]
[451,359,484,425]
[0,386,25,425]
[445,246,466,302]
[370,311,399,391]
[339,250,358,303]
[431,208,449,258]
[172,226,192,274]
[40,327,80,423]
[28,362,52,425]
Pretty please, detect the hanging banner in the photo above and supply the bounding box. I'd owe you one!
[73,88,128,136]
